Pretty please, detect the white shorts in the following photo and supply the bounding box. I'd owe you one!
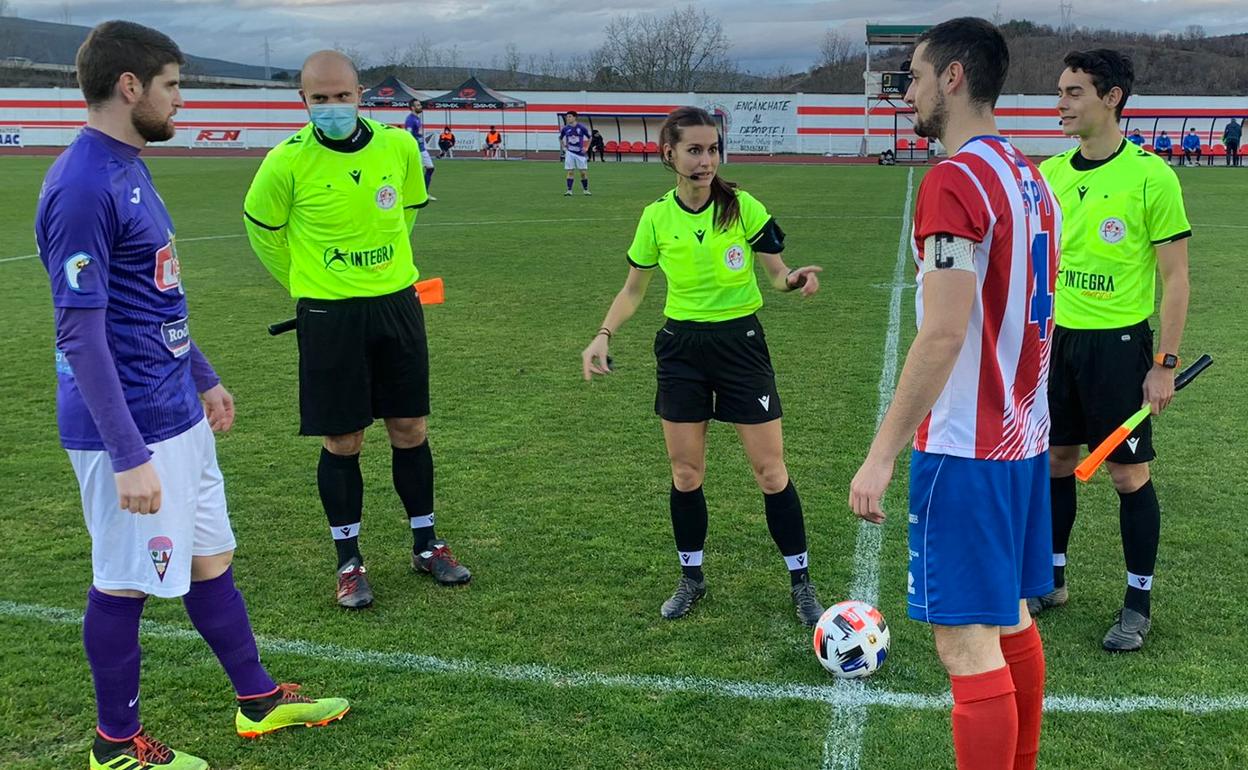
[420,150,435,169]
[564,152,588,171]
[67,417,236,598]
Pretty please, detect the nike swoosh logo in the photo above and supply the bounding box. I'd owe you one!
[128,694,139,708]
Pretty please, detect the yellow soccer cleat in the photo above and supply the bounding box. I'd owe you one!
[89,729,209,769]
[235,683,350,739]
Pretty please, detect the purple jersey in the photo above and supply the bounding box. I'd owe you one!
[560,123,590,156]
[36,127,203,452]
[405,113,426,151]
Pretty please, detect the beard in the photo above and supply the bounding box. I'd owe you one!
[913,91,947,140]
[132,96,175,143]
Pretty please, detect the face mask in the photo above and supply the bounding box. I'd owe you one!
[309,103,357,140]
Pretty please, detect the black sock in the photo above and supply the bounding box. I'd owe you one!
[764,480,810,585]
[318,448,363,569]
[670,485,708,581]
[1050,474,1077,587]
[1119,479,1160,617]
[393,442,436,553]
[237,687,281,721]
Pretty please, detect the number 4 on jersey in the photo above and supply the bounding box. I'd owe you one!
[1029,232,1053,339]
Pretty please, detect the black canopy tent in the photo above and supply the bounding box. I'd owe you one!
[360,75,426,108]
[421,76,529,156]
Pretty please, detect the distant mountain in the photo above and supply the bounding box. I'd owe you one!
[0,16,293,80]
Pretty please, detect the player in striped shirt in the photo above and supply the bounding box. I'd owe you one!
[849,18,1058,770]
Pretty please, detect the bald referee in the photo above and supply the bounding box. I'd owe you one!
[1035,49,1191,652]
[244,50,470,609]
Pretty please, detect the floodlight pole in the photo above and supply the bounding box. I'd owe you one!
[861,37,872,156]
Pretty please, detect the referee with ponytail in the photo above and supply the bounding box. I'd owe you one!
[581,106,826,625]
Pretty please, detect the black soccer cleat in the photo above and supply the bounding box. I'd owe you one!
[660,575,706,620]
[413,539,472,585]
[790,576,825,627]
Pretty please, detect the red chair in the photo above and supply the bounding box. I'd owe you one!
[631,141,646,154]
[605,140,618,153]
[914,138,929,151]
[645,141,658,153]
[617,141,632,154]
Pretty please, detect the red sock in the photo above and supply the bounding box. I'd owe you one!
[950,665,1017,770]
[1001,622,1046,770]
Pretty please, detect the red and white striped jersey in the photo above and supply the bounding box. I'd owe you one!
[911,136,1061,461]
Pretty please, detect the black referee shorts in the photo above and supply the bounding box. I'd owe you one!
[1048,320,1155,464]
[654,314,781,425]
[296,287,430,436]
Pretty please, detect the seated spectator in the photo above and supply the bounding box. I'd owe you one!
[438,127,456,158]
[1181,128,1201,166]
[1153,130,1173,163]
[484,127,502,159]
[589,129,606,162]
[1222,118,1242,167]
[1127,128,1145,146]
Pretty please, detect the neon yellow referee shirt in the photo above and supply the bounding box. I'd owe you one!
[244,117,429,300]
[1039,140,1190,329]
[627,188,775,322]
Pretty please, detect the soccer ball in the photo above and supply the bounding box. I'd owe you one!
[813,600,890,679]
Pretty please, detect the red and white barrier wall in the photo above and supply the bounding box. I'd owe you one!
[1,87,1244,156]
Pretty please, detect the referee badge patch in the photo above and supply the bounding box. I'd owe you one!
[724,244,745,270]
[1099,217,1127,244]
[376,184,398,210]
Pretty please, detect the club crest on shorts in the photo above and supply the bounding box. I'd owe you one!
[1099,217,1127,244]
[724,244,745,270]
[375,185,398,210]
[148,536,173,581]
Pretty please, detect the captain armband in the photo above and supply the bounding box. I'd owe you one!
[921,234,976,274]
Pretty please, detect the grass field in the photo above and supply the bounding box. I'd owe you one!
[0,155,1245,770]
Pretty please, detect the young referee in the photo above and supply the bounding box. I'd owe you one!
[244,51,470,609]
[581,106,826,626]
[1035,50,1192,652]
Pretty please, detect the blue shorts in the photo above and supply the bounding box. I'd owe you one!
[907,450,1054,626]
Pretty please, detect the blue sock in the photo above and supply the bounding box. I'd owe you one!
[566,178,573,191]
[581,178,589,190]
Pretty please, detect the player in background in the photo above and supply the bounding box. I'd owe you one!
[582,106,827,626]
[560,111,592,195]
[244,50,471,610]
[404,99,436,200]
[38,21,347,770]
[849,18,1058,770]
[1034,50,1192,653]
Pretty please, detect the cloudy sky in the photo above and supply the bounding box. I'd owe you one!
[11,0,1248,73]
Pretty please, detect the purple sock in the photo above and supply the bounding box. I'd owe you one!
[581,178,589,190]
[84,587,145,740]
[566,177,573,191]
[182,566,277,698]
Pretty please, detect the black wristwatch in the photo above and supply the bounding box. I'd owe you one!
[1154,352,1179,369]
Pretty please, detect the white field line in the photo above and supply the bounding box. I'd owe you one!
[2,599,1246,716]
[822,167,915,770]
[0,214,908,265]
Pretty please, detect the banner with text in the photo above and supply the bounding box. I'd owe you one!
[703,97,798,154]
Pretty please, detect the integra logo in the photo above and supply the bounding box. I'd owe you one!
[323,244,395,272]
[161,318,191,357]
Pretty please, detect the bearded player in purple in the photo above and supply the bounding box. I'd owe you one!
[37,21,347,770]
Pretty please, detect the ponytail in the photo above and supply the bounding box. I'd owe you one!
[708,174,740,233]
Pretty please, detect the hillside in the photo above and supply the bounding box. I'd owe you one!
[0,16,293,80]
[798,23,1248,96]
